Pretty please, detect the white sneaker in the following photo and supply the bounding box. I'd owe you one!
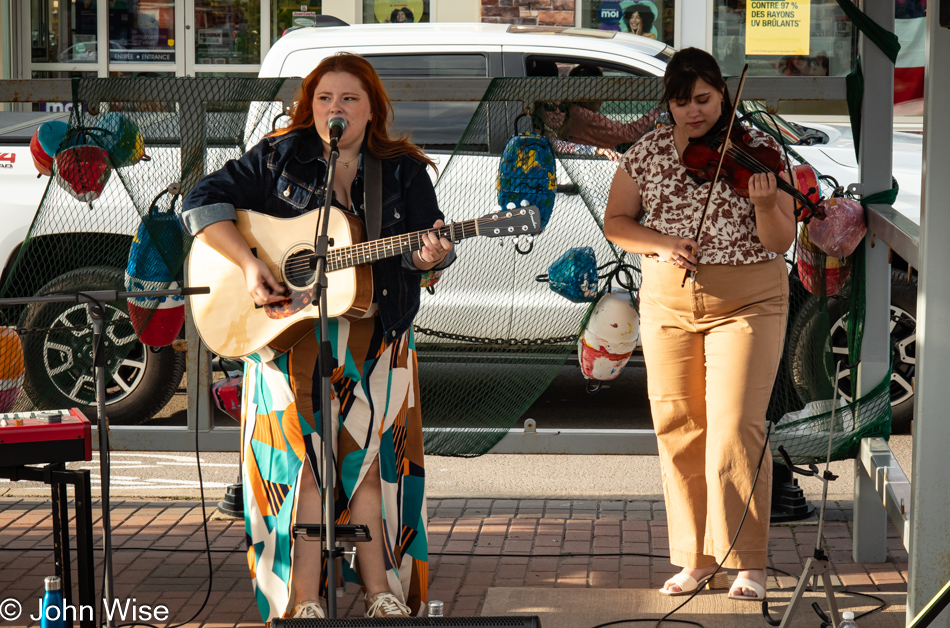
[292,600,326,618]
[364,592,412,617]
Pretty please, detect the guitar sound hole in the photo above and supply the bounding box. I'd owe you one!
[284,249,316,290]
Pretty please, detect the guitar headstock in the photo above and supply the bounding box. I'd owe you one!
[477,204,542,238]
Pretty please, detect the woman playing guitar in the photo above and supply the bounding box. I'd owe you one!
[181,52,454,621]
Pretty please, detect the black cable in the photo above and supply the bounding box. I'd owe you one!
[113,409,215,628]
[587,420,776,628]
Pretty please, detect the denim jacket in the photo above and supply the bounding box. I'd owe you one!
[181,127,454,340]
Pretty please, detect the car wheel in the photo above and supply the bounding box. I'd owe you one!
[18,265,185,425]
[787,268,916,432]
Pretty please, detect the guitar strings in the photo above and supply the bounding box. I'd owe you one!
[279,219,482,275]
[280,208,528,276]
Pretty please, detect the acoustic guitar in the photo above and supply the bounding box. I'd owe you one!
[187,204,541,357]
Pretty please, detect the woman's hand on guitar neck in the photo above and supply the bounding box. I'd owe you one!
[243,257,288,306]
[413,219,454,270]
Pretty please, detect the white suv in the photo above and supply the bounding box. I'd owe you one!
[257,22,919,430]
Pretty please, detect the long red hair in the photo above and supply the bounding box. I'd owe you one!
[271,52,436,172]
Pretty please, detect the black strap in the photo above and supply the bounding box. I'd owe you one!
[364,154,382,241]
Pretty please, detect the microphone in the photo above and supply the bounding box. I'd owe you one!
[328,116,347,143]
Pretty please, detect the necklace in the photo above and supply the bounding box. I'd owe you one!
[338,154,358,169]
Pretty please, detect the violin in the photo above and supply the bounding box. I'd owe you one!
[681,119,826,222]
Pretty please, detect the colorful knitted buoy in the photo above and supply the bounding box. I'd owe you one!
[578,290,639,381]
[125,209,186,347]
[0,328,25,413]
[29,120,70,176]
[545,247,599,303]
[99,112,147,167]
[54,144,112,202]
[807,197,866,259]
[497,130,557,229]
[796,224,852,297]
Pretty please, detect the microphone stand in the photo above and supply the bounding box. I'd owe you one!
[0,285,209,628]
[313,131,342,617]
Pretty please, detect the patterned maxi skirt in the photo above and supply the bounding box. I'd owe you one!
[240,310,428,623]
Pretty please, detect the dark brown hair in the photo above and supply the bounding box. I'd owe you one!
[660,47,733,119]
[270,52,436,171]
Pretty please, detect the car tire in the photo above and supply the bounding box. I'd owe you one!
[18,265,185,425]
[786,268,916,432]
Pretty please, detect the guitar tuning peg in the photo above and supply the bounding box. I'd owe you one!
[520,199,529,207]
[493,205,502,212]
[506,202,516,210]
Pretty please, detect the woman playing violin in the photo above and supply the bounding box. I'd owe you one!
[604,47,796,602]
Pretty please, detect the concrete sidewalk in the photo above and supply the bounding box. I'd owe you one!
[0,497,908,627]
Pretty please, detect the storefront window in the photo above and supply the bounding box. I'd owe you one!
[196,0,261,65]
[272,1,322,42]
[363,0,430,24]
[713,0,857,77]
[109,0,175,64]
[582,1,675,47]
[32,0,100,63]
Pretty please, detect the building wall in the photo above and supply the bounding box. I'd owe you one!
[433,0,482,22]
[324,0,361,24]
[480,0,576,26]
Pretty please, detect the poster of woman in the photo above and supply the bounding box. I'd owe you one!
[596,1,660,38]
[372,0,427,23]
[620,1,658,39]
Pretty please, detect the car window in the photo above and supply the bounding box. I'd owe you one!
[524,55,648,78]
[364,54,489,152]
[523,55,658,131]
[740,101,809,145]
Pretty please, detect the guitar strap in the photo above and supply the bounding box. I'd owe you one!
[364,154,382,241]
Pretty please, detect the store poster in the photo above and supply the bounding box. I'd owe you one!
[745,0,811,55]
[292,11,318,27]
[374,0,425,23]
[596,1,659,39]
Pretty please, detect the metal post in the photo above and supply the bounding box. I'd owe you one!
[907,6,950,625]
[90,301,117,628]
[852,0,892,564]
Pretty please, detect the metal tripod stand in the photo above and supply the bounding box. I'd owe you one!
[763,359,859,628]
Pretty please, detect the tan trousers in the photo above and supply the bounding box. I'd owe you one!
[638,256,789,569]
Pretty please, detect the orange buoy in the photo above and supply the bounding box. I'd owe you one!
[0,327,24,413]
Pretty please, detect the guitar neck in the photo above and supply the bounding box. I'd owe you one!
[327,219,478,271]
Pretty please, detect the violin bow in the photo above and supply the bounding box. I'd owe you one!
[681,64,749,287]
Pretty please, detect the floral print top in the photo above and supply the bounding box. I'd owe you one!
[620,124,781,265]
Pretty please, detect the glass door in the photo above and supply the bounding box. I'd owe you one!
[191,0,263,76]
[107,0,178,77]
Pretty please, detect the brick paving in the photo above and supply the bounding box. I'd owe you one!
[0,498,908,627]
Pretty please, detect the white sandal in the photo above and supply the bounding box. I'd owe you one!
[728,576,767,601]
[659,570,726,596]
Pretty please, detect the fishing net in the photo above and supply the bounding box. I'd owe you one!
[0,75,893,459]
[421,76,892,457]
[0,78,285,424]
[417,76,659,455]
